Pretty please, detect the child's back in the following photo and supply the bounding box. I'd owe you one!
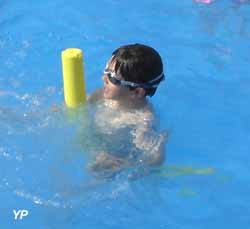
[86,44,166,177]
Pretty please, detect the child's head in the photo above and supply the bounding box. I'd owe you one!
[102,44,164,100]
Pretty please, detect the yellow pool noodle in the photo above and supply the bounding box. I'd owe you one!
[61,48,86,108]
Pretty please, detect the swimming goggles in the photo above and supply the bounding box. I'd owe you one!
[103,69,164,88]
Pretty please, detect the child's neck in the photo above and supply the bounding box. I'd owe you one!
[104,96,147,110]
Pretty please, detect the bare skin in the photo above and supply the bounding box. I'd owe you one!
[87,58,167,177]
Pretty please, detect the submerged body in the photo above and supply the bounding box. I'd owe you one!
[86,89,166,178]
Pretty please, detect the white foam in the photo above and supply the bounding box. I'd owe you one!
[14,190,66,208]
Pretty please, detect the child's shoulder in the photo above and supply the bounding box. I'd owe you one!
[87,89,104,104]
[121,102,155,128]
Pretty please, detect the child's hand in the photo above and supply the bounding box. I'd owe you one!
[87,152,127,178]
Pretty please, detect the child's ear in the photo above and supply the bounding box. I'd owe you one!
[134,87,146,99]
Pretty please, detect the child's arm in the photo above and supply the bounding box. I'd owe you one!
[144,132,166,166]
[132,117,167,166]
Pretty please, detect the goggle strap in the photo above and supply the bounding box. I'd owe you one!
[103,70,164,88]
[147,72,164,84]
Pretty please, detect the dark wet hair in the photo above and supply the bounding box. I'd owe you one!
[109,43,164,97]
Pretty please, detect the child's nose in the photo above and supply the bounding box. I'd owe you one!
[102,75,108,83]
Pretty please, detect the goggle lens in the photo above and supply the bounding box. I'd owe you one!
[106,73,121,86]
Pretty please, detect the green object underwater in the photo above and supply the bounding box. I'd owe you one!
[155,165,215,177]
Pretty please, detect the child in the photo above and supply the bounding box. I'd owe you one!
[86,43,166,178]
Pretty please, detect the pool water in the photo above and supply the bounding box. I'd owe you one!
[1,0,250,228]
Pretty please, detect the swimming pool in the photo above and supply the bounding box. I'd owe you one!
[1,0,250,228]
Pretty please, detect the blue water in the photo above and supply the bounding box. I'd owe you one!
[1,0,250,228]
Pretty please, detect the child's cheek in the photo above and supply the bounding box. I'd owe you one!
[111,86,123,98]
[103,84,118,99]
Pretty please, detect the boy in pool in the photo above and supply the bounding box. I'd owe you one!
[87,43,166,177]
